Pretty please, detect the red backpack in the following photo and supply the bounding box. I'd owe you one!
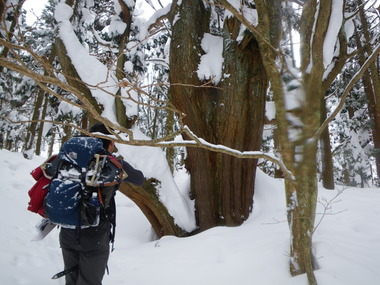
[27,155,58,217]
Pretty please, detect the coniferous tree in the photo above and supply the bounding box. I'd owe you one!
[1,2,380,283]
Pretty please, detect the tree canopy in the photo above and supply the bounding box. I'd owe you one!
[1,1,379,284]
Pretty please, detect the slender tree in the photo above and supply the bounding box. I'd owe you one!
[219,1,379,283]
[356,0,380,181]
[320,95,335,189]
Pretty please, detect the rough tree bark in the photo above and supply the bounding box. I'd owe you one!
[169,0,267,230]
[119,179,187,237]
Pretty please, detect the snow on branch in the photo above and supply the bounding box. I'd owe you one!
[311,43,380,143]
[153,126,295,181]
[0,40,133,139]
[283,0,305,6]
[217,0,278,54]
[54,3,120,123]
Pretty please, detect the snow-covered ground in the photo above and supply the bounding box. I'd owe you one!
[1,149,379,284]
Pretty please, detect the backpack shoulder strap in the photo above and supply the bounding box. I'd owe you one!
[43,155,61,178]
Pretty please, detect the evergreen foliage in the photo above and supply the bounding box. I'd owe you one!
[0,0,379,183]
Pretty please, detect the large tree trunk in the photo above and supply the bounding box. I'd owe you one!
[119,179,187,237]
[169,1,267,231]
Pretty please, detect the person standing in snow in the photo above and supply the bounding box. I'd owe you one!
[59,123,145,285]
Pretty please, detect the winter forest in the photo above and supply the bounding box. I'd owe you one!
[0,0,379,284]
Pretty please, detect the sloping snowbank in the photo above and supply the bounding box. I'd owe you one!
[1,149,379,284]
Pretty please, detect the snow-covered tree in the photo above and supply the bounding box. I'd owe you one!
[1,1,380,284]
[215,1,379,283]
[169,0,267,230]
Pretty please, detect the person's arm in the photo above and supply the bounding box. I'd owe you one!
[121,160,145,186]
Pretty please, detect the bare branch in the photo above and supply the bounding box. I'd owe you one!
[0,56,133,138]
[2,114,295,181]
[180,126,295,181]
[312,43,380,142]
[0,4,296,180]
[312,188,347,235]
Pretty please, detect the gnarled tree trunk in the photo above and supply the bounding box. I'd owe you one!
[119,179,187,237]
[169,0,267,231]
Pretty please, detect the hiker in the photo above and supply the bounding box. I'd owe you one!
[59,123,144,285]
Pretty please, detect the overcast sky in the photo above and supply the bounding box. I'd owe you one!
[23,0,47,25]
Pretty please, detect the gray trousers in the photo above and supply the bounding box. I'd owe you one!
[59,220,111,285]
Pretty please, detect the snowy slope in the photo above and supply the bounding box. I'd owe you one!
[1,149,379,285]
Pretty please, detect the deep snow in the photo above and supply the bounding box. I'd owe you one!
[1,149,380,284]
